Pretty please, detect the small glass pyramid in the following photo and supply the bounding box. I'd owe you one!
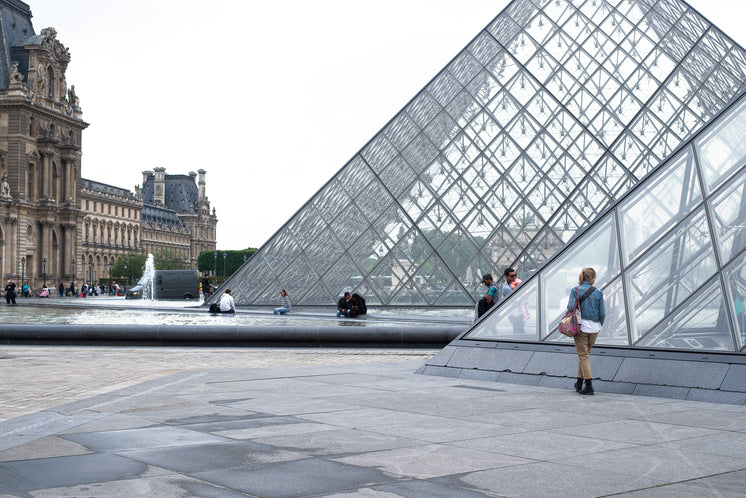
[465,91,746,352]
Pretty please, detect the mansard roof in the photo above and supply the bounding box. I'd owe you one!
[0,0,34,89]
[142,174,199,214]
[81,178,133,199]
[142,204,185,231]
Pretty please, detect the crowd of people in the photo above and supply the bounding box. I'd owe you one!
[3,280,127,302]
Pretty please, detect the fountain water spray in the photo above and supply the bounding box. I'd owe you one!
[141,254,156,300]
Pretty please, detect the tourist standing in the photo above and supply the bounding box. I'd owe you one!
[501,268,521,300]
[474,294,494,322]
[5,278,16,305]
[58,282,64,297]
[273,289,291,315]
[567,267,605,396]
[481,273,499,304]
[202,276,212,300]
[22,281,29,298]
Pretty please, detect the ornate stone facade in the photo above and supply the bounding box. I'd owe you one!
[79,179,142,283]
[0,1,85,289]
[0,1,217,289]
[140,168,217,267]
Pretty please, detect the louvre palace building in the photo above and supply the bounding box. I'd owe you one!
[0,0,217,288]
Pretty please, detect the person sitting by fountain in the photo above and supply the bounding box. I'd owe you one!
[273,289,291,315]
[39,286,50,298]
[349,293,367,317]
[219,289,235,314]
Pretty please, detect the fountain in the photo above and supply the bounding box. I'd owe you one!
[141,253,155,300]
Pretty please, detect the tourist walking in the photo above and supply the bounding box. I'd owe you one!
[219,289,235,314]
[567,267,605,396]
[273,289,291,315]
[22,281,29,298]
[58,282,64,297]
[5,278,16,305]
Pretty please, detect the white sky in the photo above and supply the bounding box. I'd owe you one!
[27,0,746,250]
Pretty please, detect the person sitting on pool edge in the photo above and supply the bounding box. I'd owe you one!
[219,289,235,314]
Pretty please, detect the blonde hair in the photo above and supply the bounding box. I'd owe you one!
[579,267,596,285]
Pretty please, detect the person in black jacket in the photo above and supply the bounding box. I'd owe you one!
[349,293,367,317]
[5,279,17,305]
[475,294,494,320]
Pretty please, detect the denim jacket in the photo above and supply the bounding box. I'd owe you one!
[567,281,605,325]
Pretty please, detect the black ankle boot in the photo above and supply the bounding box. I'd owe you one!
[578,379,594,395]
[574,378,583,392]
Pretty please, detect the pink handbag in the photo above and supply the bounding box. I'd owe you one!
[558,287,582,337]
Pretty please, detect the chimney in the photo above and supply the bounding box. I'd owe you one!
[198,169,206,201]
[154,167,166,206]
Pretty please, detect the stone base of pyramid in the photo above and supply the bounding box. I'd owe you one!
[416,340,746,405]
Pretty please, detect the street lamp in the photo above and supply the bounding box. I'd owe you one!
[108,262,112,293]
[222,251,227,281]
[89,262,93,286]
[213,251,217,279]
[42,257,47,287]
[20,257,25,297]
[71,260,75,294]
[125,256,129,288]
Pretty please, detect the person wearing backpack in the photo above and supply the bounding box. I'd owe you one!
[566,267,605,395]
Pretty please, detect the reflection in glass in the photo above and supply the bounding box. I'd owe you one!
[626,210,717,343]
[468,278,538,341]
[723,254,746,350]
[636,279,733,351]
[541,215,619,339]
[696,98,746,194]
[620,147,701,265]
[710,168,746,266]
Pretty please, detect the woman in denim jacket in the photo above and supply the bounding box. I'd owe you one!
[566,267,605,395]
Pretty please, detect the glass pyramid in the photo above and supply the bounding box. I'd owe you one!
[227,0,746,307]
[464,88,746,352]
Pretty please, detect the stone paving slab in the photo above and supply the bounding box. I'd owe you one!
[0,346,745,496]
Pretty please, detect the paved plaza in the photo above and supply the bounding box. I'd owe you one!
[0,346,745,496]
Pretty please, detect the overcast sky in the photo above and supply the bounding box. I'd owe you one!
[28,0,746,250]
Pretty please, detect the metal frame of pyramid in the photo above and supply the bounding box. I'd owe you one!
[462,87,746,353]
[221,0,746,308]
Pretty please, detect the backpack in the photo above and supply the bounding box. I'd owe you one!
[209,303,221,314]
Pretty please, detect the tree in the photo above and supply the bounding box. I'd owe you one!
[198,248,257,277]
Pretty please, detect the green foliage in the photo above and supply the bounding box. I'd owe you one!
[109,252,193,284]
[197,248,257,277]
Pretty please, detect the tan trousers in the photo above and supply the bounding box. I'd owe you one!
[574,332,597,379]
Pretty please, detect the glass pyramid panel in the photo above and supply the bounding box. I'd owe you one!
[723,253,746,351]
[466,277,538,341]
[709,168,746,266]
[464,84,746,353]
[636,279,734,351]
[220,0,746,307]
